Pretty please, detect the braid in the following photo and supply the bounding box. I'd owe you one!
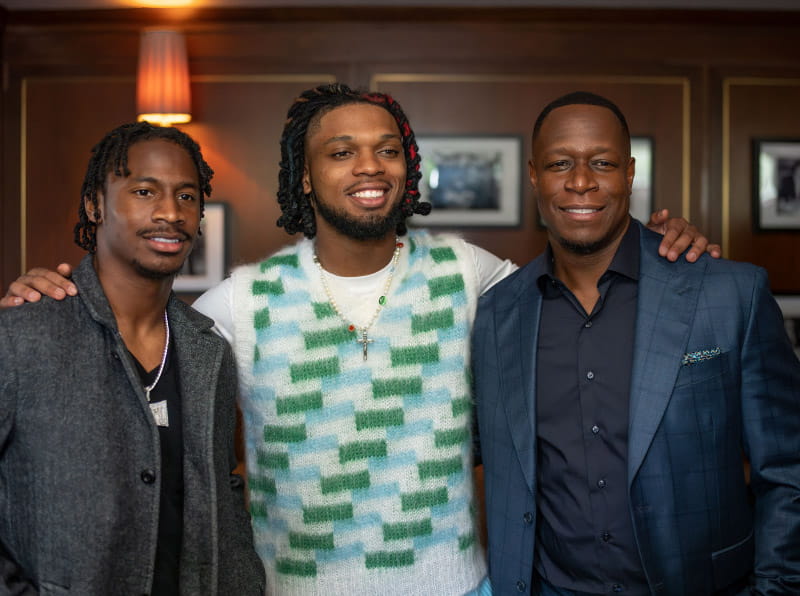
[75,121,214,253]
[276,83,428,239]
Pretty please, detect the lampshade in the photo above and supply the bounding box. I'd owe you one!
[137,29,191,126]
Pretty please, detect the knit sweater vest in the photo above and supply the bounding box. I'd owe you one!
[230,230,487,595]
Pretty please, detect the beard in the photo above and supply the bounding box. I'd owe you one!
[131,261,183,280]
[551,215,630,256]
[313,193,404,241]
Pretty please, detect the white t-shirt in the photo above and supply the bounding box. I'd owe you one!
[192,239,517,344]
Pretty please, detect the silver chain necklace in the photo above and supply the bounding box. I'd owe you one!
[144,310,170,402]
[313,239,403,360]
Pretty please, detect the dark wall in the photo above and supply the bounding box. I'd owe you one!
[2,7,799,293]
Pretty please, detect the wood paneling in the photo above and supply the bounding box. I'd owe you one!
[2,7,800,293]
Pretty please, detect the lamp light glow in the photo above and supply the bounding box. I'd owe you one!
[137,29,191,126]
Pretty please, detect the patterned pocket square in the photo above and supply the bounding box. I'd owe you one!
[682,347,721,366]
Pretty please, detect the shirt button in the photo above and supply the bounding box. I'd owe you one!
[591,425,600,434]
[585,320,593,328]
[140,469,156,484]
[587,371,595,380]
[111,352,120,360]
[523,512,533,524]
[612,584,624,593]
[602,531,611,542]
[516,580,526,592]
[597,478,606,489]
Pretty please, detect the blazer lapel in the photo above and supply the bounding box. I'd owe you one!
[496,259,545,495]
[627,231,707,485]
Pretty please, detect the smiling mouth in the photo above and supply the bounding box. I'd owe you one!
[351,189,387,199]
[562,207,603,214]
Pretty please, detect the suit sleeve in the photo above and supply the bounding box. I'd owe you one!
[0,322,38,595]
[739,269,800,594]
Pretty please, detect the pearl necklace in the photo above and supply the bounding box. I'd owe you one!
[313,240,403,360]
[144,310,170,402]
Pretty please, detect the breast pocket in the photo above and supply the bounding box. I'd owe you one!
[667,352,735,431]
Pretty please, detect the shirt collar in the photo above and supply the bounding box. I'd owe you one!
[537,216,640,292]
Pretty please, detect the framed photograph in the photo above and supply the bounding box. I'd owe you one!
[537,136,654,227]
[173,202,228,292]
[414,135,522,227]
[630,136,654,223]
[753,139,800,231]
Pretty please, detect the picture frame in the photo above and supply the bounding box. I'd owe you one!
[173,201,228,292]
[414,135,522,227]
[752,138,800,231]
[537,135,654,227]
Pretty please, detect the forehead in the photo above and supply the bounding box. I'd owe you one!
[308,103,401,143]
[536,104,627,151]
[115,137,197,179]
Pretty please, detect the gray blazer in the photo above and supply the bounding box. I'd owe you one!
[0,256,265,595]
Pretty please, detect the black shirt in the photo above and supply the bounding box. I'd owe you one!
[534,221,650,595]
[132,338,184,596]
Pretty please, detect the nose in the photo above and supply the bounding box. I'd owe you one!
[353,152,384,176]
[152,196,185,223]
[565,163,598,194]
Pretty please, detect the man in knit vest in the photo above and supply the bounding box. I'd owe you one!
[3,85,716,594]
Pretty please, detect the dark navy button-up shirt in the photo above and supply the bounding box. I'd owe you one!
[534,221,650,595]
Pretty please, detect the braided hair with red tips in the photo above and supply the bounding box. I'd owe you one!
[276,83,430,239]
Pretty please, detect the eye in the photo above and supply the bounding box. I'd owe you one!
[379,148,401,158]
[133,188,153,198]
[546,160,571,171]
[592,160,617,170]
[331,150,353,159]
[178,192,196,201]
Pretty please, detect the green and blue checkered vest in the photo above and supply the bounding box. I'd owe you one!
[230,230,487,595]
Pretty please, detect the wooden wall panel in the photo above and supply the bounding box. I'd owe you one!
[23,78,135,273]
[724,78,800,293]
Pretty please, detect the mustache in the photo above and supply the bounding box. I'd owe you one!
[137,227,192,241]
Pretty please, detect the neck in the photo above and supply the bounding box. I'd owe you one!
[549,232,625,314]
[313,228,399,277]
[93,257,172,370]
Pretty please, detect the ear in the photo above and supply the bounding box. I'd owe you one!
[528,158,538,191]
[85,192,105,224]
[626,156,636,195]
[302,163,312,196]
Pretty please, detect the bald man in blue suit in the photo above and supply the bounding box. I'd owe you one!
[472,92,800,596]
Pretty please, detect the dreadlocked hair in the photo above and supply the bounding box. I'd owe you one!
[75,121,214,253]
[276,82,429,239]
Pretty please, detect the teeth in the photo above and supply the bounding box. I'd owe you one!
[352,189,384,198]
[564,208,599,214]
[152,237,180,243]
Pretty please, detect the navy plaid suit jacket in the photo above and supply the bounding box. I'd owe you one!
[472,221,800,595]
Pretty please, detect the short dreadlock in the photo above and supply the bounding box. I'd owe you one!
[75,121,214,253]
[276,83,430,239]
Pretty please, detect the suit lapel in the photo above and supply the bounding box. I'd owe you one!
[627,232,707,485]
[497,260,545,495]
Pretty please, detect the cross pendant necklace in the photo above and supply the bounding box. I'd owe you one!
[313,239,403,361]
[356,329,374,360]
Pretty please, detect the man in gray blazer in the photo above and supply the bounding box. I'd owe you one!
[473,92,800,595]
[0,122,265,595]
